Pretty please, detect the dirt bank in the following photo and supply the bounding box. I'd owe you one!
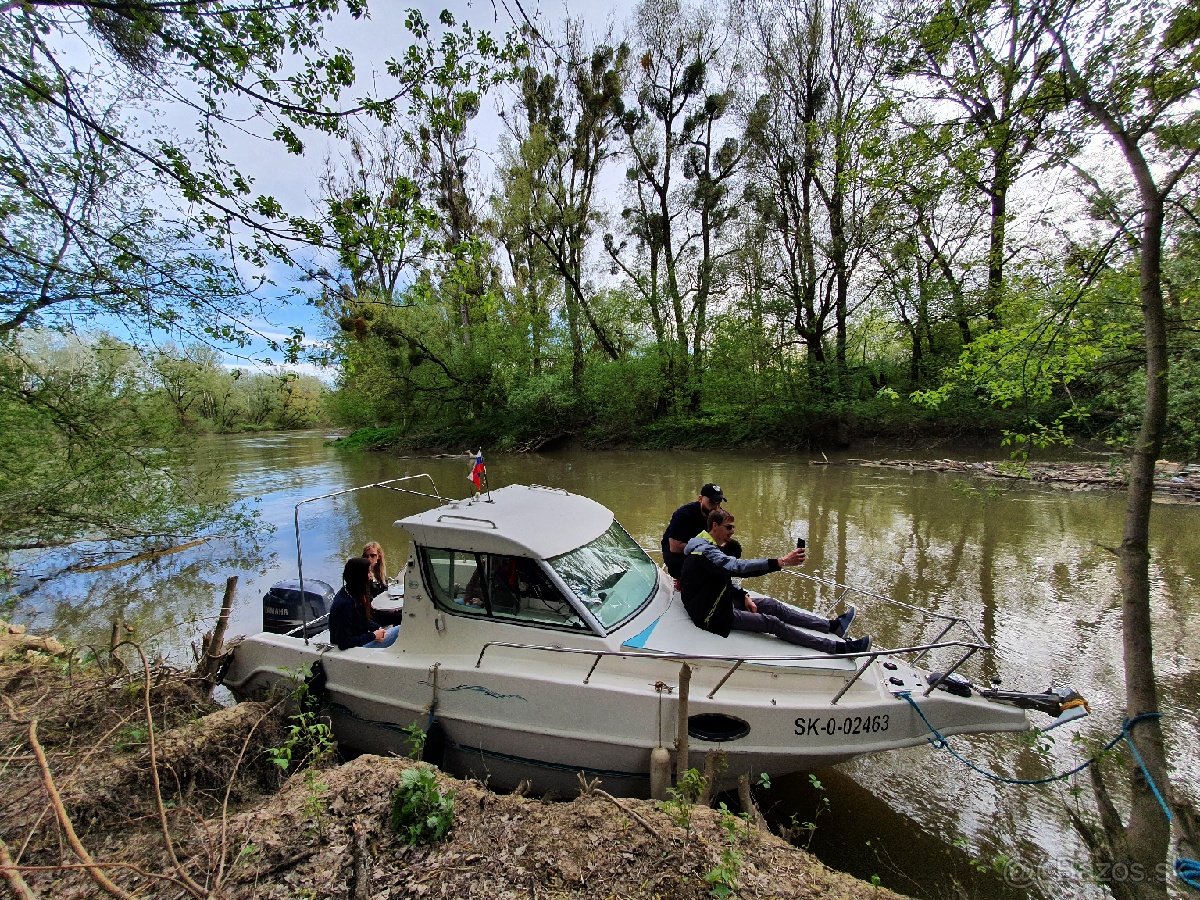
[0,624,904,899]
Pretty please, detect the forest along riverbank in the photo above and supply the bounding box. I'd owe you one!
[0,622,905,900]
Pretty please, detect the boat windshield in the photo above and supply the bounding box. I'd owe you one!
[546,520,658,630]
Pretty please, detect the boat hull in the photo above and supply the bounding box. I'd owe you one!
[224,632,1029,798]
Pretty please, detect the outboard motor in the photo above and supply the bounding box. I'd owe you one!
[263,579,334,637]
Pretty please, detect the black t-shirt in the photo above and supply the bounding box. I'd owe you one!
[660,500,707,577]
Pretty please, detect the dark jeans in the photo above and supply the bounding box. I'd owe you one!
[731,596,840,653]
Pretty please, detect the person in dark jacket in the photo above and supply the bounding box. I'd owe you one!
[661,482,726,578]
[680,509,871,655]
[329,556,400,650]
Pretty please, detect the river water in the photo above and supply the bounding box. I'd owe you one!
[12,431,1200,899]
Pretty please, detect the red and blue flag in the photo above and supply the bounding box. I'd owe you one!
[469,450,487,493]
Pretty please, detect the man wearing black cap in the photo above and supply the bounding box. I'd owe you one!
[660,482,726,579]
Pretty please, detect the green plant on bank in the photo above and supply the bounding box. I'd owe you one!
[268,680,337,773]
[389,764,455,845]
[403,722,427,760]
[952,837,1015,878]
[705,803,753,898]
[45,650,78,676]
[233,841,261,873]
[115,723,149,751]
[329,425,406,451]
[661,767,708,831]
[784,772,830,851]
[300,768,330,834]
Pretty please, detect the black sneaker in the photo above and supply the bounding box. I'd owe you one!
[831,605,857,638]
[842,635,871,655]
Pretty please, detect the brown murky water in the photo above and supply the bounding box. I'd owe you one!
[12,432,1200,899]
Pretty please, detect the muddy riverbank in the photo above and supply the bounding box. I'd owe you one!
[0,623,904,899]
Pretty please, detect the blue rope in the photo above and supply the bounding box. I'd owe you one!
[1178,858,1200,890]
[901,694,1200,891]
[1121,713,1171,824]
[899,692,1123,785]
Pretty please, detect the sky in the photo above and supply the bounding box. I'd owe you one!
[211,0,636,382]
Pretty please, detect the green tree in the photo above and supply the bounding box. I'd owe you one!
[741,0,833,369]
[0,0,412,558]
[1,1,392,286]
[740,0,888,440]
[865,118,996,384]
[316,127,439,304]
[0,334,251,553]
[887,0,1063,327]
[318,10,524,435]
[496,23,629,393]
[609,0,738,413]
[0,60,251,343]
[1037,0,1200,893]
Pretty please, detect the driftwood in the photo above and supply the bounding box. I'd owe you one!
[72,539,209,573]
[0,622,66,658]
[861,458,1200,502]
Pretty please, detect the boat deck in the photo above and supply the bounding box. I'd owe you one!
[619,591,858,672]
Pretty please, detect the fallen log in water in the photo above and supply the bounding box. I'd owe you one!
[860,458,1200,503]
[0,621,67,657]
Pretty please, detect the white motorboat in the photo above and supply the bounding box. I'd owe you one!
[223,477,1084,797]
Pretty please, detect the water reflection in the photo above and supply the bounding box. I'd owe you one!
[8,435,1199,899]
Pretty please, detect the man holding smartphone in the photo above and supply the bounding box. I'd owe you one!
[680,508,871,655]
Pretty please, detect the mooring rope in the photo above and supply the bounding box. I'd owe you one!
[899,691,1129,785]
[1178,857,1200,890]
[900,693,1199,890]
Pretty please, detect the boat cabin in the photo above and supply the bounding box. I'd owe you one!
[395,484,664,643]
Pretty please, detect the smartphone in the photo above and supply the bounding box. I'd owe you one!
[796,537,806,549]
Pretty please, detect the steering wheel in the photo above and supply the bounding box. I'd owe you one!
[597,570,623,592]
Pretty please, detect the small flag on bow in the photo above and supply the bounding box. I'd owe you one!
[469,449,487,494]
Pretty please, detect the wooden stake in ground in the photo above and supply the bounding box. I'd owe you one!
[197,576,237,688]
[675,663,691,782]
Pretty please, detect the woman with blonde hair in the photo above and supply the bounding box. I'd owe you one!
[362,541,388,597]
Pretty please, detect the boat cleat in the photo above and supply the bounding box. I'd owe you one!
[877,659,932,695]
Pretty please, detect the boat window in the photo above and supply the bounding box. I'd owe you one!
[546,520,657,630]
[419,547,587,630]
[421,549,487,617]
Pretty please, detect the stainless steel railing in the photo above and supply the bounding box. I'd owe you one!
[473,637,988,704]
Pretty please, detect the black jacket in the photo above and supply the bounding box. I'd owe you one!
[329,587,380,650]
[660,501,708,577]
[679,535,780,637]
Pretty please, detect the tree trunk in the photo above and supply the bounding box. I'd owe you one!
[1113,183,1171,899]
[984,150,1009,325]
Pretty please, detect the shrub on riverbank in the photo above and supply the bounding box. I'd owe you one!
[334,390,1036,455]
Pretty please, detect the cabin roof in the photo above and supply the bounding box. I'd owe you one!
[394,484,615,559]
